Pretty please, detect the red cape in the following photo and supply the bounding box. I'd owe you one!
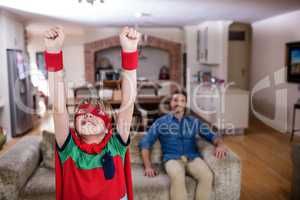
[55,129,133,200]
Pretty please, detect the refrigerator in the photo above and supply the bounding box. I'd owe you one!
[7,49,33,137]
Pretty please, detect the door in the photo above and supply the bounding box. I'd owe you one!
[228,23,251,90]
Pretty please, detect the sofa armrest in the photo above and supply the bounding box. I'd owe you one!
[200,141,241,200]
[0,136,42,200]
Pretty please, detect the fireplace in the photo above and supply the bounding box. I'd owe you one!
[84,35,182,84]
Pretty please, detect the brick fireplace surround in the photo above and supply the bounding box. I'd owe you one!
[84,35,182,84]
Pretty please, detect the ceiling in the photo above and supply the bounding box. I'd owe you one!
[1,0,300,27]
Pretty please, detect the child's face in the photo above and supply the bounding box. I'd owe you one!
[75,109,107,136]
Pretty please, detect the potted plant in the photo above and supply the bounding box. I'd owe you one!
[0,127,7,150]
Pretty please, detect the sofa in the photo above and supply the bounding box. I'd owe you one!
[0,130,241,200]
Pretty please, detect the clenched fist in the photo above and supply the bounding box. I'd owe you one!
[43,26,64,54]
[119,27,141,53]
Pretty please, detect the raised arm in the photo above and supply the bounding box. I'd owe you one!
[117,27,140,143]
[44,27,69,147]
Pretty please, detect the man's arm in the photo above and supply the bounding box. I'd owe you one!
[141,149,152,169]
[196,118,227,159]
[212,137,223,146]
[44,27,69,148]
[212,137,227,159]
[139,121,160,177]
[141,149,157,177]
[117,27,140,143]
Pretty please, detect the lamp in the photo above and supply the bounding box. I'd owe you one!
[78,0,104,5]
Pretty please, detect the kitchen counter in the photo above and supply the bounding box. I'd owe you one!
[189,83,249,134]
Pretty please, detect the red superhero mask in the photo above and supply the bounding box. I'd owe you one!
[74,103,112,130]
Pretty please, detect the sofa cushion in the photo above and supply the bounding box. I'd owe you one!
[20,164,197,200]
[130,132,162,165]
[132,164,168,190]
[40,130,55,169]
[20,167,55,197]
[0,136,41,200]
[131,164,197,200]
[200,140,241,200]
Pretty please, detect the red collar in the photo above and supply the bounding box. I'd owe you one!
[73,103,113,152]
[70,128,113,154]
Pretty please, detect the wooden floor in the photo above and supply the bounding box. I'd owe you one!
[0,115,299,200]
[224,118,300,200]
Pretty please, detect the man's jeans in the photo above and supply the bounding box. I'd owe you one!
[164,157,213,200]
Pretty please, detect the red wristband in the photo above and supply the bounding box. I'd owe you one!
[121,50,138,70]
[44,51,64,72]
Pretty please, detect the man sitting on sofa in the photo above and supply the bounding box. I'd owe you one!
[139,90,227,200]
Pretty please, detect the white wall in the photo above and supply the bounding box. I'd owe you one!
[184,25,199,83]
[27,34,86,83]
[63,45,85,83]
[0,10,25,140]
[28,27,183,79]
[27,27,184,97]
[95,47,169,81]
[251,10,300,133]
[184,21,232,81]
[28,35,89,97]
[84,27,184,44]
[184,21,232,105]
[184,25,202,107]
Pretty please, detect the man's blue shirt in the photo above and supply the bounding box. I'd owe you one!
[139,113,217,162]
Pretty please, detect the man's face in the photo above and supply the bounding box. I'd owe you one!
[170,94,187,114]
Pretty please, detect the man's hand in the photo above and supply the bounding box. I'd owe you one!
[144,166,158,177]
[119,27,141,53]
[44,26,64,53]
[214,144,227,159]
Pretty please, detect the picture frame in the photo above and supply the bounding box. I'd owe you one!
[286,42,300,83]
[36,52,48,79]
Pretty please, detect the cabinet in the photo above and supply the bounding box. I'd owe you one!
[190,83,249,134]
[198,22,222,65]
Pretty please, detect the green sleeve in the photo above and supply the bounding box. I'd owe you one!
[56,130,74,161]
[110,133,130,158]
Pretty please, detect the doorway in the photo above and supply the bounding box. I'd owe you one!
[227,22,252,90]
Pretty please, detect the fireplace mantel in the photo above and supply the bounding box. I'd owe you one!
[84,35,182,84]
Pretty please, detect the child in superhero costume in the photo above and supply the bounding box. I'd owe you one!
[44,26,140,200]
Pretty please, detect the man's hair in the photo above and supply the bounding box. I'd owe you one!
[171,89,187,100]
